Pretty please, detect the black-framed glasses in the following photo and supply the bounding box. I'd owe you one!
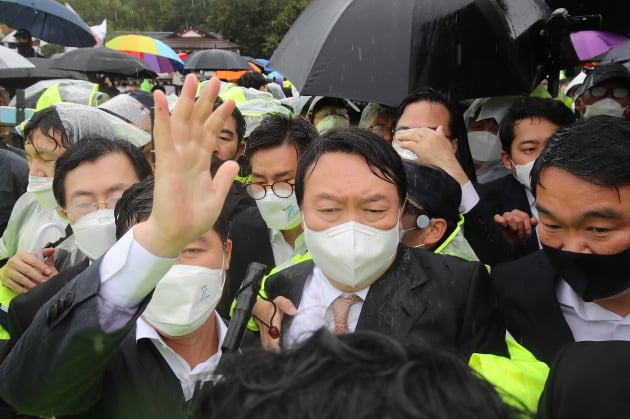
[244,180,296,200]
[589,86,629,99]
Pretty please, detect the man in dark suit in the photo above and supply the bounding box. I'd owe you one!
[492,116,630,365]
[0,75,240,418]
[479,97,575,260]
[220,115,317,316]
[254,128,507,359]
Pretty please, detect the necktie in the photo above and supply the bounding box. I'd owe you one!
[331,294,362,334]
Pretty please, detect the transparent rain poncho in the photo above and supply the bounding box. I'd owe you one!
[98,93,152,133]
[358,102,389,129]
[434,215,480,262]
[237,98,294,137]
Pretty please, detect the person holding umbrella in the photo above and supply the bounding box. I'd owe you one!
[13,29,42,58]
[574,63,630,119]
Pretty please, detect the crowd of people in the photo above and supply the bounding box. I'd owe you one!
[1,27,630,418]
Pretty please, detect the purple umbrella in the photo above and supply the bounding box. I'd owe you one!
[570,30,629,61]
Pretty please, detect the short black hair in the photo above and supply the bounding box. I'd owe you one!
[531,116,630,194]
[394,89,477,182]
[23,107,68,152]
[296,127,406,206]
[237,72,268,90]
[197,329,528,419]
[498,97,576,154]
[53,136,152,208]
[244,115,317,170]
[213,99,246,145]
[114,176,230,242]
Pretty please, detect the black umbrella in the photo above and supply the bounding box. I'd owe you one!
[0,57,87,80]
[51,47,156,77]
[0,0,95,48]
[270,0,568,106]
[184,49,252,71]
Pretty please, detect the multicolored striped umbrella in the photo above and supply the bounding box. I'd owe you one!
[106,35,184,73]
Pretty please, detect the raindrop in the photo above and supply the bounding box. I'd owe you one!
[358,47,362,61]
[457,44,462,66]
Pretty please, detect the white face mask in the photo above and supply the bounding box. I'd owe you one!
[304,220,399,289]
[315,115,349,133]
[584,98,626,118]
[511,159,536,191]
[392,140,419,162]
[27,176,58,210]
[71,209,116,260]
[143,263,224,337]
[467,131,502,163]
[255,193,302,230]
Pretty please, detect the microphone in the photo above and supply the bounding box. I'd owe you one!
[221,262,268,353]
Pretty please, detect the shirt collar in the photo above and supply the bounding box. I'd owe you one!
[312,266,370,309]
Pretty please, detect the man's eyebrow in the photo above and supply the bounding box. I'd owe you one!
[220,128,235,137]
[314,193,341,202]
[359,194,388,203]
[517,139,540,146]
[536,203,552,216]
[582,209,624,220]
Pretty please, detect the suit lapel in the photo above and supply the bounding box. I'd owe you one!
[357,247,428,335]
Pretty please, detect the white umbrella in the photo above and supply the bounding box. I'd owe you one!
[0,45,36,69]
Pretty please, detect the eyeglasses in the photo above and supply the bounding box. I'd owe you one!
[67,196,121,218]
[369,124,393,137]
[589,86,630,99]
[244,180,295,200]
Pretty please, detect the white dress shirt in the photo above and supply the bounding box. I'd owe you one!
[524,187,542,249]
[136,312,227,400]
[557,279,630,341]
[284,266,370,348]
[269,228,307,266]
[459,181,480,214]
[97,227,226,399]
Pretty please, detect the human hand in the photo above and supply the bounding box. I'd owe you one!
[253,296,297,352]
[494,210,538,246]
[395,126,470,185]
[0,249,57,293]
[133,75,239,258]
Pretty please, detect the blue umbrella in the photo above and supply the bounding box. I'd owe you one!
[0,0,95,47]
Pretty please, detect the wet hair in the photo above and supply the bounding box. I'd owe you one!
[213,98,246,145]
[196,329,528,419]
[53,136,152,208]
[237,72,268,90]
[244,115,318,170]
[394,89,476,182]
[531,116,630,194]
[23,107,68,152]
[498,97,576,154]
[114,175,230,242]
[296,127,406,206]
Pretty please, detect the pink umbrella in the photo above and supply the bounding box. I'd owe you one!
[570,30,629,61]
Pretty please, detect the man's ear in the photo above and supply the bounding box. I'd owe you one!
[451,137,459,153]
[500,150,513,171]
[574,97,586,117]
[422,218,448,247]
[233,142,246,161]
[223,239,233,271]
[57,207,70,221]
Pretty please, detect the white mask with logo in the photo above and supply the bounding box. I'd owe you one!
[467,131,502,163]
[143,263,224,337]
[512,159,536,191]
[304,220,399,288]
[584,98,626,118]
[256,193,302,230]
[27,176,58,210]
[71,209,116,260]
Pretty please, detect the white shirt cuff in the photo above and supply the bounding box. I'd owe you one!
[99,226,177,308]
[459,181,480,214]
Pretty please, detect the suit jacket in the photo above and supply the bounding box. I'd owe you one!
[538,341,630,419]
[0,260,190,418]
[462,195,513,266]
[479,174,540,258]
[219,205,274,318]
[265,244,508,359]
[491,250,575,365]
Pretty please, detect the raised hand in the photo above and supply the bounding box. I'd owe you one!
[133,75,239,258]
